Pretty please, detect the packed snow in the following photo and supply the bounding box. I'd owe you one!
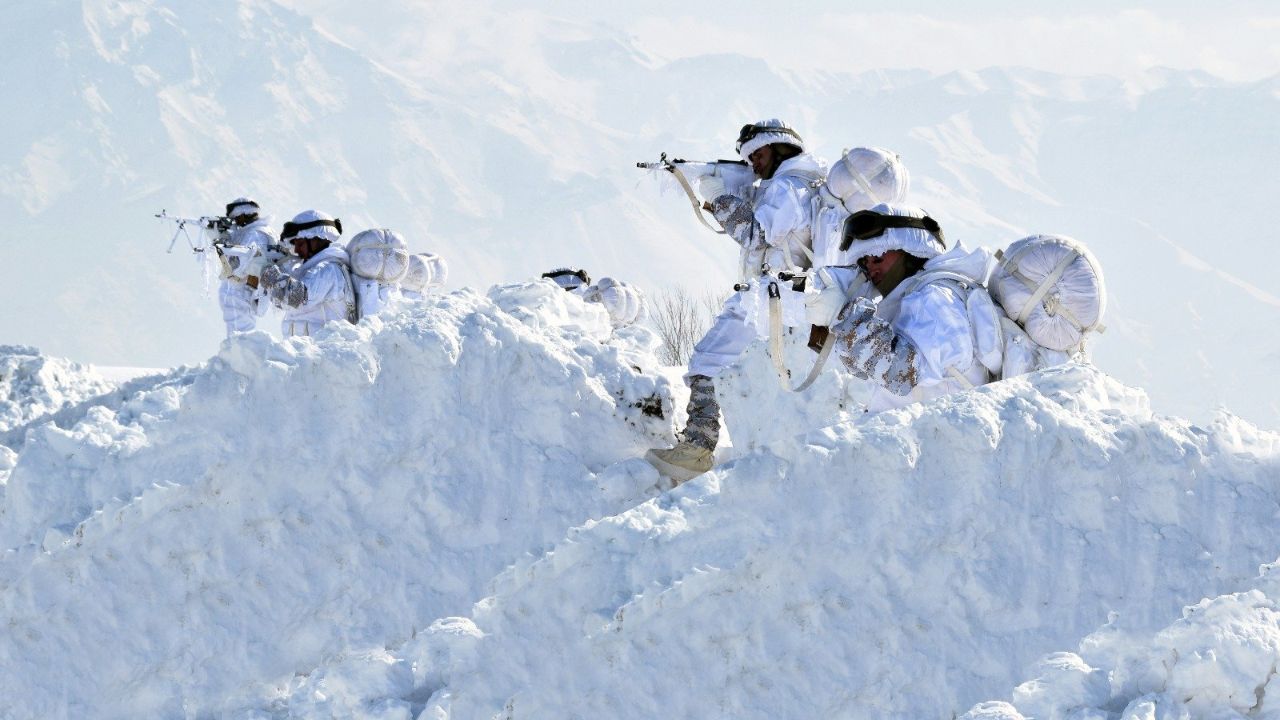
[0,284,679,718]
[2,286,1278,718]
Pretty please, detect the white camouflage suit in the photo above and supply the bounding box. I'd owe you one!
[827,205,1002,413]
[689,151,826,380]
[269,244,357,337]
[262,211,357,338]
[217,218,275,336]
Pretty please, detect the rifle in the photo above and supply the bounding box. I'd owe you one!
[156,211,291,286]
[636,153,756,235]
[154,210,233,255]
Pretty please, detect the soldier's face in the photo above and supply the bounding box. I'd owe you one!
[860,250,910,296]
[291,237,316,260]
[749,145,776,179]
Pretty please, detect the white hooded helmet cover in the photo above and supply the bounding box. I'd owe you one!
[843,203,947,264]
[736,118,805,162]
[826,147,909,210]
[347,228,410,282]
[226,197,260,219]
[284,209,343,243]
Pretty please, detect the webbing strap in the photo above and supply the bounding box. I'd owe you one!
[843,154,883,207]
[766,281,836,393]
[669,163,728,235]
[947,367,976,389]
[768,282,789,385]
[315,258,359,323]
[1014,251,1079,326]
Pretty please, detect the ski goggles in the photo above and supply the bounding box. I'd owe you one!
[735,123,803,153]
[282,218,343,241]
[541,268,591,289]
[839,210,946,251]
[225,199,259,218]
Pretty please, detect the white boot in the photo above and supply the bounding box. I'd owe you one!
[645,442,713,485]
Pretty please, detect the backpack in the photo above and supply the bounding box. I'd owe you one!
[987,234,1107,379]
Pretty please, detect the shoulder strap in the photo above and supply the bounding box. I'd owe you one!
[313,257,360,323]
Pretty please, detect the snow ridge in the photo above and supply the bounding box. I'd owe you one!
[3,288,1280,718]
[0,284,677,718]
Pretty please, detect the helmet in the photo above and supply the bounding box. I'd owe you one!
[225,197,260,219]
[282,210,342,243]
[826,148,909,212]
[840,204,946,264]
[347,228,410,282]
[541,268,591,291]
[735,119,804,162]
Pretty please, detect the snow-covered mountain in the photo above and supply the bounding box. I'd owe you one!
[2,288,1277,718]
[2,1,1277,428]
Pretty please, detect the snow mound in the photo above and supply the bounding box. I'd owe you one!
[963,562,1280,719]
[0,344,116,433]
[312,364,1279,719]
[0,283,679,718]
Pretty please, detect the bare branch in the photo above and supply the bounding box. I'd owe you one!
[646,285,729,367]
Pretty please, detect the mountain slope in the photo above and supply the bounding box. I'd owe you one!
[3,3,1277,429]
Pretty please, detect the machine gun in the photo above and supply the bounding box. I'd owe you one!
[155,211,290,287]
[636,153,756,235]
[154,210,233,255]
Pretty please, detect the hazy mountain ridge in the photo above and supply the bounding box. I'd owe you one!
[2,0,1277,427]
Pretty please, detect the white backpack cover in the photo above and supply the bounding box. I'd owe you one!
[402,252,448,295]
[347,228,410,283]
[988,234,1106,353]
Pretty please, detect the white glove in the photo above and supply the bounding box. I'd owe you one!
[243,252,270,280]
[805,282,850,328]
[697,170,727,201]
[593,277,645,327]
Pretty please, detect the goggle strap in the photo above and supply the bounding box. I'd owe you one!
[283,218,343,240]
[737,124,803,147]
[226,199,259,216]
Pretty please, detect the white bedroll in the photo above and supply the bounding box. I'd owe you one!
[988,234,1107,353]
[988,234,1107,380]
[347,228,411,283]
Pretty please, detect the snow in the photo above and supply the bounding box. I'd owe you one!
[0,344,116,433]
[3,288,1279,718]
[0,284,679,717]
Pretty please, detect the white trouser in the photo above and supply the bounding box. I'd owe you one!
[686,290,755,381]
[218,280,257,336]
[685,280,809,382]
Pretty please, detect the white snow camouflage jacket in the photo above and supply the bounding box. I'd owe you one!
[269,245,357,337]
[709,153,826,282]
[831,242,1003,413]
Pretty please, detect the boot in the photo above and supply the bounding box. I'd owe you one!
[645,443,713,485]
[646,375,719,485]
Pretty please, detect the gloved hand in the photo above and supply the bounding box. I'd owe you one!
[243,253,270,281]
[805,282,851,328]
[259,262,284,290]
[593,277,645,327]
[697,170,727,202]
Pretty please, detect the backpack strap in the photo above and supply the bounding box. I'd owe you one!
[314,257,360,323]
[1006,249,1081,329]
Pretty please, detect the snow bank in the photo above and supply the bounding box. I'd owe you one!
[311,363,1279,720]
[0,344,116,433]
[0,283,678,718]
[961,565,1280,719]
